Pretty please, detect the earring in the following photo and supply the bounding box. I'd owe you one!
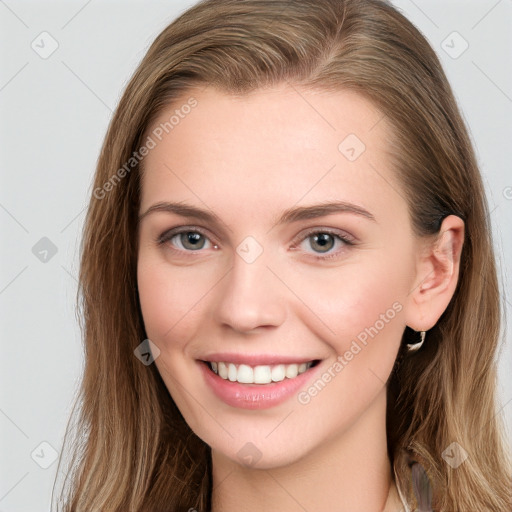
[407,330,426,352]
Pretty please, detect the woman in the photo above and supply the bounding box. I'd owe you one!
[54,0,512,510]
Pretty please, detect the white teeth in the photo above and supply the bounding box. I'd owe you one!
[271,364,285,382]
[218,362,228,379]
[209,361,314,384]
[254,365,272,384]
[237,364,254,384]
[285,364,298,379]
[228,363,237,382]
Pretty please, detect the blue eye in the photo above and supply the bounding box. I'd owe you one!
[158,228,214,252]
[308,232,336,253]
[294,229,354,261]
[157,226,354,261]
[174,231,208,250]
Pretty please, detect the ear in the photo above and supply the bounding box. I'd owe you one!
[405,215,465,331]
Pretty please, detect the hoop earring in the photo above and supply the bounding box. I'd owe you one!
[407,330,426,352]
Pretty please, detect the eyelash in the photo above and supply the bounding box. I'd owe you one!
[156,226,355,261]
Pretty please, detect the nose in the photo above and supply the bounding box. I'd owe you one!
[213,249,287,333]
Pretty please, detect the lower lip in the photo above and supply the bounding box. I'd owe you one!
[198,361,321,410]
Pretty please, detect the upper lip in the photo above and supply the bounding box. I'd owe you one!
[199,353,319,366]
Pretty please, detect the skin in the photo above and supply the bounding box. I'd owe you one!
[136,84,464,511]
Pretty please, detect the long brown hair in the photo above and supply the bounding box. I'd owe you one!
[53,0,512,510]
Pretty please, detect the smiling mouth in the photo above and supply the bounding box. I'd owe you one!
[202,360,320,385]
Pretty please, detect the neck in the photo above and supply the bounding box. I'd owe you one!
[211,388,402,512]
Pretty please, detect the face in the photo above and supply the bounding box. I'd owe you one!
[136,84,421,469]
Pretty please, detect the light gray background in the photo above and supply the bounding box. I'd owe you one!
[0,1,511,510]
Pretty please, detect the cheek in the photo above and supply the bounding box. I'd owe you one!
[136,257,213,349]
[287,264,407,436]
[136,257,213,428]
[282,255,409,355]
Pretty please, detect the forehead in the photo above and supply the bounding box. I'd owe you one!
[139,84,406,227]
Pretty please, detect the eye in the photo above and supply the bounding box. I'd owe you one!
[157,227,217,253]
[292,228,354,261]
[156,226,354,261]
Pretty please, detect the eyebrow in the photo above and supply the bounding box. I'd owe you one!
[138,200,376,229]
